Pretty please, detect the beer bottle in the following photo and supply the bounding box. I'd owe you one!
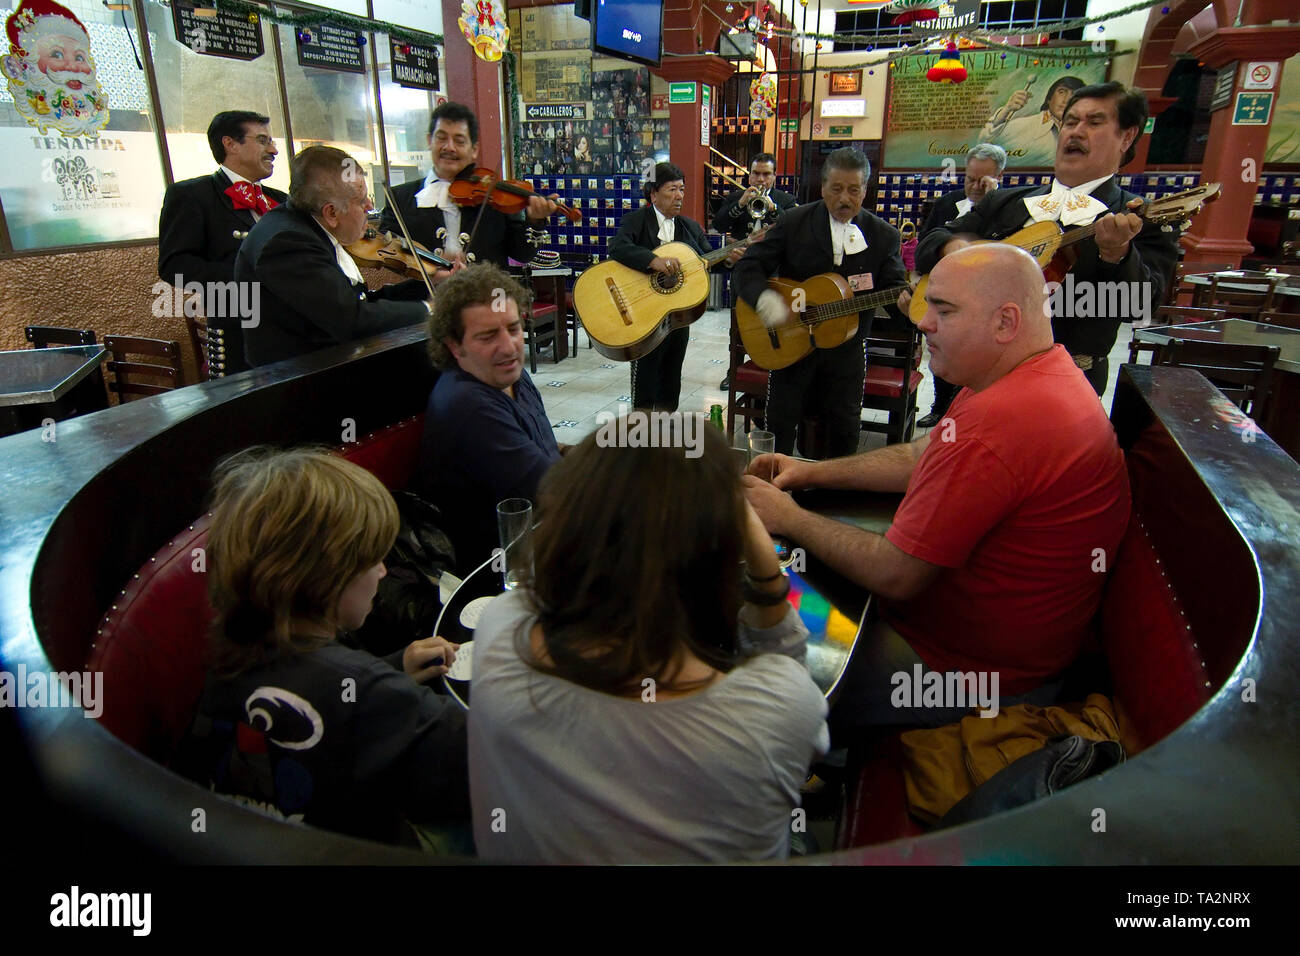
[709,404,724,430]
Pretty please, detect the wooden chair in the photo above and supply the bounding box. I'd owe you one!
[861,315,922,445]
[184,314,210,382]
[1127,338,1164,366]
[1168,262,1233,307]
[25,325,96,348]
[1158,338,1280,418]
[725,310,767,441]
[103,335,185,402]
[1200,274,1280,319]
[518,267,560,373]
[1257,310,1300,330]
[1152,305,1227,327]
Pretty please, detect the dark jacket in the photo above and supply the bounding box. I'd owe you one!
[712,186,799,242]
[921,187,972,236]
[378,166,538,269]
[607,204,710,270]
[158,170,287,374]
[234,204,429,368]
[731,201,909,323]
[916,176,1180,357]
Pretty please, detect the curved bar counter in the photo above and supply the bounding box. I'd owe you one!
[2,333,1298,863]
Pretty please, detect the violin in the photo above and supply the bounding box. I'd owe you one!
[346,228,456,280]
[448,167,583,222]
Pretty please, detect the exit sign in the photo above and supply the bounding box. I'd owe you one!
[668,82,696,104]
[1232,91,1273,125]
[780,119,799,132]
[829,124,853,136]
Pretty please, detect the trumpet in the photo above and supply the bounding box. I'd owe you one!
[748,186,777,219]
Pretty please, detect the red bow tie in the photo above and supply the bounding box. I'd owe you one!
[225,181,277,215]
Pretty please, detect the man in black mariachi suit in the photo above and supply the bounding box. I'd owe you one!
[711,151,799,242]
[732,147,909,459]
[235,146,431,368]
[378,101,559,274]
[158,110,287,376]
[914,82,1179,396]
[608,162,740,411]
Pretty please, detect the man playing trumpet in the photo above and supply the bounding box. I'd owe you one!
[712,152,799,242]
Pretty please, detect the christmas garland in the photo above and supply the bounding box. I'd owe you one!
[206,0,444,47]
[504,50,523,177]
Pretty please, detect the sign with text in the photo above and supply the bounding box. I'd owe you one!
[296,24,366,74]
[1241,61,1279,91]
[389,37,439,90]
[884,44,1106,168]
[171,3,265,61]
[669,82,696,104]
[829,124,853,137]
[701,85,711,146]
[525,103,589,121]
[1233,92,1274,126]
[1210,62,1236,111]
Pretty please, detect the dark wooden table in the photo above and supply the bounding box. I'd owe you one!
[1184,270,1300,313]
[434,485,901,708]
[0,345,107,437]
[1134,317,1300,459]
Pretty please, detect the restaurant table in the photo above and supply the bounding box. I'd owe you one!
[434,484,902,709]
[1134,318,1300,460]
[1183,270,1300,313]
[0,344,107,438]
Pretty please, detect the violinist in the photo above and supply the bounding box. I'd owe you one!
[236,145,432,368]
[379,102,561,269]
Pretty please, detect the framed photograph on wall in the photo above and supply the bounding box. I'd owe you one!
[829,70,862,95]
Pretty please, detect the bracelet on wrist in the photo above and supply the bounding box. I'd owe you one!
[742,573,791,606]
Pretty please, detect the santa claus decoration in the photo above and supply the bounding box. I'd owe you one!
[2,0,107,137]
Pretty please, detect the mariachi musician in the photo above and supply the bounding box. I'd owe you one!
[158,111,286,376]
[712,152,799,242]
[378,102,560,271]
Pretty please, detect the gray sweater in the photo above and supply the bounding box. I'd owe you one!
[468,589,829,863]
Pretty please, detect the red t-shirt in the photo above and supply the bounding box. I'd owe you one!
[883,345,1130,694]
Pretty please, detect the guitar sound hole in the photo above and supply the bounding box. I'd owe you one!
[652,272,684,295]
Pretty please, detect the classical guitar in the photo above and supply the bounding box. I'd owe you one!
[908,183,1221,323]
[736,273,910,371]
[575,226,770,362]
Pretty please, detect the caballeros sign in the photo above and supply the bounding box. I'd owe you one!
[1,0,109,138]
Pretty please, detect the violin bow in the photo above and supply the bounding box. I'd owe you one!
[382,184,437,301]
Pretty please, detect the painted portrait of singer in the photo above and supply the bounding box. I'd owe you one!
[979,75,1084,166]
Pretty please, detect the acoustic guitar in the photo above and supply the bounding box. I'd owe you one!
[575,227,769,362]
[736,273,910,371]
[907,183,1222,323]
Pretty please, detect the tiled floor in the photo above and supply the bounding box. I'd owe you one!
[536,310,1139,450]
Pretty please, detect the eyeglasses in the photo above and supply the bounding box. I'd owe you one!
[244,134,275,147]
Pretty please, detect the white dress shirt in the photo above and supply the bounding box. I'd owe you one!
[827,215,867,266]
[415,168,463,254]
[315,220,366,286]
[653,205,675,244]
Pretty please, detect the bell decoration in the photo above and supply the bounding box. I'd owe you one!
[927,41,966,84]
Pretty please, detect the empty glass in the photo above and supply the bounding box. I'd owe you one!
[496,498,533,590]
[748,430,776,482]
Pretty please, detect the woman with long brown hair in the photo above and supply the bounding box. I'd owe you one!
[468,418,829,862]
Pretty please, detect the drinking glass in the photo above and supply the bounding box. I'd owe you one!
[496,498,533,590]
[748,430,776,482]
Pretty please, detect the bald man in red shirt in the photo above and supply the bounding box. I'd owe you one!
[744,244,1130,732]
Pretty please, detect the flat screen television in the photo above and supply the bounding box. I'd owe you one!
[591,0,664,68]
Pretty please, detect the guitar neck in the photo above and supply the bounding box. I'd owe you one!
[703,228,769,268]
[809,285,906,321]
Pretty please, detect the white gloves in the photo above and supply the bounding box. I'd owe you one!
[756,289,790,329]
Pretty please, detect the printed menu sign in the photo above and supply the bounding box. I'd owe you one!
[389,37,439,90]
[171,2,265,61]
[296,24,366,74]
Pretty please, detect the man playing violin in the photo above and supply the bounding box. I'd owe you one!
[379,101,560,272]
[912,82,1179,396]
[158,110,286,376]
[236,145,432,368]
[732,147,909,459]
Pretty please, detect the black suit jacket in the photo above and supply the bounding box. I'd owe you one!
[916,175,1180,357]
[158,171,287,374]
[711,186,799,242]
[378,168,537,269]
[921,187,972,236]
[732,201,909,325]
[607,204,710,269]
[234,204,429,368]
